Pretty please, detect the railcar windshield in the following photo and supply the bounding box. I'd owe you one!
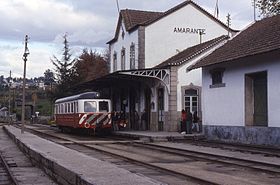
[84,101,97,112]
[99,101,109,112]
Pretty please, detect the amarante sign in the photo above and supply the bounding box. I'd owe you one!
[174,27,206,35]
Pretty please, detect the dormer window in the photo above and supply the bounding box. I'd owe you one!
[210,68,226,88]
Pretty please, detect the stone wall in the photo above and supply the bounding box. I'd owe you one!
[204,125,280,148]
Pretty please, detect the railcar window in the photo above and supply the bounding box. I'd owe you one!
[68,103,70,113]
[75,102,78,113]
[99,101,109,112]
[84,101,97,112]
[71,103,74,113]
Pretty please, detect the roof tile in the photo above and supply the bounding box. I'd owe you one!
[192,15,280,69]
[121,9,163,31]
[156,35,229,68]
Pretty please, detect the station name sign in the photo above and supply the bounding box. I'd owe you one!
[174,27,206,35]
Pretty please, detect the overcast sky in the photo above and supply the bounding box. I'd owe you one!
[0,0,257,78]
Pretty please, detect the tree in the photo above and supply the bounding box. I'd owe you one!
[103,48,111,71]
[74,49,109,83]
[44,69,55,85]
[256,0,280,17]
[51,34,76,98]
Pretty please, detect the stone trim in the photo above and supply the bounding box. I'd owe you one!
[138,26,145,69]
[167,66,178,131]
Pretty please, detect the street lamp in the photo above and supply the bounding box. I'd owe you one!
[21,35,29,134]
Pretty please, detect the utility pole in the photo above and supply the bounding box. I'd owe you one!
[226,13,231,37]
[21,35,30,134]
[199,31,205,44]
[253,0,256,21]
[8,70,11,125]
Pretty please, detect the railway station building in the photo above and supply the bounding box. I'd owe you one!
[83,0,237,131]
[190,15,280,147]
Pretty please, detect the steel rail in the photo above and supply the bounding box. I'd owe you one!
[14,125,280,184]
[16,125,215,185]
[187,140,280,158]
[0,152,19,185]
[131,142,280,174]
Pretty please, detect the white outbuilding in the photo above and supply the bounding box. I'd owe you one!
[191,15,280,147]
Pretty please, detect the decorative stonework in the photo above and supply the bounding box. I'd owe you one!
[138,26,145,69]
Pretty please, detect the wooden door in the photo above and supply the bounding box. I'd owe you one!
[253,72,268,126]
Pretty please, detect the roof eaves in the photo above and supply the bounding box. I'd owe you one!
[196,47,280,69]
[189,22,256,69]
[107,14,123,44]
[171,35,229,67]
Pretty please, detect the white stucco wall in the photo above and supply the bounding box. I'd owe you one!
[177,62,202,112]
[145,3,231,68]
[176,42,227,111]
[109,21,139,72]
[202,55,280,127]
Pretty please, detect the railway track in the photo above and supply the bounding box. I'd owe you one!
[0,152,18,185]
[13,124,280,185]
[12,125,203,184]
[138,142,280,173]
[184,140,280,158]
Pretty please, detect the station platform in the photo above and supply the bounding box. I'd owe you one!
[3,125,161,185]
[113,130,205,142]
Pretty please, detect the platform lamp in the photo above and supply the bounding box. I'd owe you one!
[21,35,30,134]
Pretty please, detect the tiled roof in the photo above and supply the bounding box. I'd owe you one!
[108,0,237,44]
[107,9,162,44]
[191,15,280,69]
[156,35,229,68]
[145,0,237,33]
[120,9,163,31]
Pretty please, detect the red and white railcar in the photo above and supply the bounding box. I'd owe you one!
[54,92,112,132]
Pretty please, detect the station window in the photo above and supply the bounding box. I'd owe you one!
[84,101,97,112]
[130,43,135,69]
[210,68,226,88]
[113,52,117,72]
[121,48,126,70]
[184,89,198,113]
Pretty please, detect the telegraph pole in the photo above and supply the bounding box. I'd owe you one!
[253,0,256,21]
[8,70,11,125]
[21,35,30,134]
[226,13,231,37]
